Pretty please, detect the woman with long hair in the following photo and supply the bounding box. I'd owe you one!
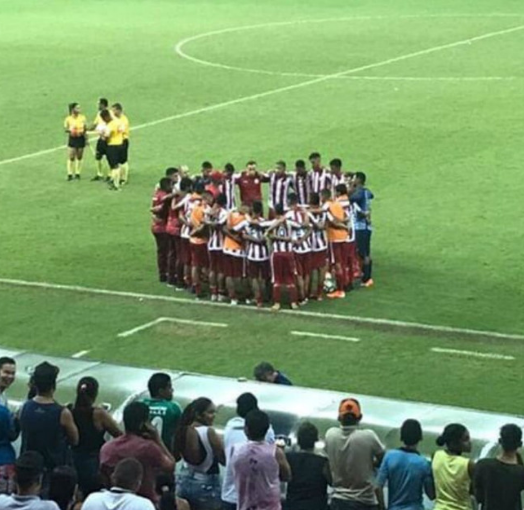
[174,397,225,510]
[63,103,87,181]
[70,377,122,497]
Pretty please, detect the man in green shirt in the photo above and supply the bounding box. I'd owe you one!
[142,373,182,453]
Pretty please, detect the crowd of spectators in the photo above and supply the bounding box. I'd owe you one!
[1,356,524,510]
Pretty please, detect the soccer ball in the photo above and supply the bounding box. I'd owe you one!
[323,272,336,293]
[96,124,109,137]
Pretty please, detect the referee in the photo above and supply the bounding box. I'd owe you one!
[63,103,87,181]
[99,109,124,191]
[111,103,130,185]
[90,98,111,181]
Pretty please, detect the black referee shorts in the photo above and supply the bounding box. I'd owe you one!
[95,139,108,161]
[106,145,123,170]
[120,139,129,164]
[68,135,86,149]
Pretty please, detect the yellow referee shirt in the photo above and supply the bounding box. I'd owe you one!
[64,115,87,136]
[106,119,124,146]
[120,113,130,140]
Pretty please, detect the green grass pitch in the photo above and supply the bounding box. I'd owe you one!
[1,0,523,414]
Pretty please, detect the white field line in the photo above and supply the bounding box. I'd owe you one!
[291,331,360,342]
[2,19,524,168]
[431,347,515,361]
[117,316,228,338]
[175,17,524,80]
[71,350,90,358]
[2,278,524,342]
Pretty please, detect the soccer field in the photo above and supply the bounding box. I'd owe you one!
[1,0,523,415]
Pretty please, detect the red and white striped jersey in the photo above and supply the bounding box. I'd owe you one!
[267,172,293,210]
[207,207,228,251]
[285,208,311,254]
[291,171,310,206]
[308,210,328,252]
[244,216,271,261]
[309,168,332,194]
[222,174,239,211]
[178,195,194,239]
[336,196,355,242]
[268,218,299,253]
[331,172,346,195]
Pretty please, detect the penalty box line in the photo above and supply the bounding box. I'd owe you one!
[117,317,228,338]
[1,278,523,342]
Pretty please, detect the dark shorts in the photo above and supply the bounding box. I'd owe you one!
[208,250,224,274]
[95,138,107,160]
[223,253,244,278]
[271,252,296,285]
[68,135,86,149]
[247,259,270,280]
[310,250,327,270]
[190,243,209,268]
[106,145,123,169]
[121,138,129,164]
[355,230,372,258]
[328,242,346,266]
[294,252,311,277]
[179,238,191,265]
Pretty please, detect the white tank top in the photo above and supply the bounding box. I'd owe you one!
[186,425,214,474]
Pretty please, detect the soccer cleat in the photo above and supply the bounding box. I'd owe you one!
[298,299,308,306]
[67,175,73,181]
[74,174,81,180]
[230,299,238,306]
[91,175,103,181]
[361,279,374,288]
[271,303,281,312]
[217,294,227,302]
[327,290,346,299]
[245,299,253,305]
[290,302,299,310]
[210,294,218,302]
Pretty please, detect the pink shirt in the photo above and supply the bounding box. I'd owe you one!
[232,441,281,510]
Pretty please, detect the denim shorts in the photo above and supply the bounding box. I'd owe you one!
[176,466,222,510]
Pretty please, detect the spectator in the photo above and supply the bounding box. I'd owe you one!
[474,423,524,510]
[174,397,225,510]
[0,451,60,509]
[49,466,78,510]
[82,458,155,510]
[254,362,293,385]
[155,473,190,510]
[232,409,291,510]
[100,402,175,504]
[70,376,122,496]
[19,362,79,493]
[324,398,385,510]
[222,393,276,509]
[0,357,16,407]
[432,423,474,510]
[142,372,182,452]
[285,421,331,510]
[376,419,435,510]
[0,399,18,494]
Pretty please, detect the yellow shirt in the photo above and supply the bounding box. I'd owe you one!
[106,119,124,146]
[119,113,130,140]
[432,450,472,510]
[64,114,87,136]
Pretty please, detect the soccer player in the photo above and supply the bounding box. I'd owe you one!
[194,161,213,188]
[266,204,299,311]
[330,158,346,195]
[244,201,271,308]
[63,103,87,181]
[236,161,268,208]
[189,191,212,297]
[90,98,111,181]
[222,163,239,211]
[111,103,130,185]
[308,152,331,195]
[267,161,293,218]
[206,171,223,199]
[291,159,310,206]
[308,192,328,300]
[350,172,374,287]
[142,373,182,453]
[223,205,249,305]
[205,194,228,301]
[335,183,356,290]
[285,193,312,305]
[99,109,124,190]
[151,178,173,283]
[321,188,349,299]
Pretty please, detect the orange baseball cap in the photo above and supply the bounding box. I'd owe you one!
[338,398,362,420]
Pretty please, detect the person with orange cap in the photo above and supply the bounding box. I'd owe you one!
[324,398,385,510]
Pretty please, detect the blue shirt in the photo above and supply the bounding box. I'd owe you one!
[350,187,374,231]
[376,448,434,510]
[0,405,16,465]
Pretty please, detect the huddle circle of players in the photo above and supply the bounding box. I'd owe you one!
[151,153,374,310]
[63,98,130,190]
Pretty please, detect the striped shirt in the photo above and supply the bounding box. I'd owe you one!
[309,168,332,194]
[291,171,310,206]
[245,217,271,262]
[268,219,298,253]
[179,194,196,239]
[268,173,293,210]
[308,210,328,252]
[331,172,346,195]
[285,208,311,254]
[223,174,239,211]
[207,207,228,251]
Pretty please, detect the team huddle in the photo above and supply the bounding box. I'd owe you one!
[151,153,374,310]
[63,98,131,189]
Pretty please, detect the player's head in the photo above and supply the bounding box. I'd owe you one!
[111,103,123,117]
[202,191,214,206]
[354,171,367,186]
[179,177,193,193]
[245,410,270,441]
[75,376,99,409]
[252,200,263,217]
[32,362,59,396]
[123,401,150,435]
[159,177,173,193]
[100,109,112,124]
[98,98,109,110]
[254,361,277,382]
[275,160,286,175]
[0,357,16,391]
[148,372,173,401]
[335,183,348,197]
[309,192,320,207]
[236,392,259,418]
[201,161,213,176]
[499,424,522,453]
[194,181,205,195]
[330,158,342,173]
[338,398,362,426]
[295,159,306,174]
[246,160,257,174]
[224,163,235,175]
[165,167,179,182]
[308,152,321,168]
[287,192,298,207]
[68,102,80,115]
[436,423,471,454]
[297,422,318,450]
[216,194,227,208]
[400,419,423,447]
[320,188,331,203]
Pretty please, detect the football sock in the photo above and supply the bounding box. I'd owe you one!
[336,270,345,291]
[120,163,129,182]
[273,285,281,304]
[75,159,83,175]
[111,169,121,188]
[363,261,372,282]
[288,285,298,304]
[67,160,73,176]
[96,160,104,178]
